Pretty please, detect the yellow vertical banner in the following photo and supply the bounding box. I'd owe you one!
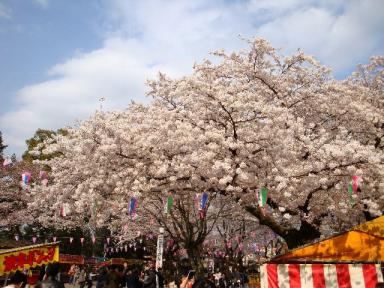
[0,243,59,275]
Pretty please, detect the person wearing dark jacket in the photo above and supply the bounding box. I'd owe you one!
[4,270,26,288]
[142,262,157,288]
[38,265,46,281]
[106,266,120,288]
[125,269,137,288]
[35,263,64,288]
[96,267,108,288]
[133,268,143,288]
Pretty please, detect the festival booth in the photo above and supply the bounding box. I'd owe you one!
[97,258,143,267]
[0,242,59,277]
[260,216,384,287]
[59,254,84,265]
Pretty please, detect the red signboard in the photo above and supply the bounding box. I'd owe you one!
[0,243,59,276]
[59,254,84,265]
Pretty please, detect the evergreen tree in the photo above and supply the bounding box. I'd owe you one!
[22,128,68,163]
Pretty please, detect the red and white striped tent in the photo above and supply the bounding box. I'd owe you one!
[260,217,384,287]
[260,263,383,288]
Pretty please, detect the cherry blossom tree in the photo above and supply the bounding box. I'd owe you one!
[346,56,383,152]
[27,110,247,270]
[0,159,41,230]
[137,192,233,271]
[31,39,383,252]
[145,39,383,248]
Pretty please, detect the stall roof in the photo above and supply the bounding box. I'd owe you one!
[273,216,384,263]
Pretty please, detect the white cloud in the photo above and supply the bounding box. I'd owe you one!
[1,0,383,156]
[0,2,11,19]
[33,0,49,9]
[0,38,167,154]
[255,0,384,73]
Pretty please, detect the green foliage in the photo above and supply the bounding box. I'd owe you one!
[22,128,68,165]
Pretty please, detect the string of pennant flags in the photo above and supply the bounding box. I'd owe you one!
[13,234,152,245]
[6,163,362,214]
[15,231,278,248]
[6,160,361,199]
[47,179,364,221]
[13,234,280,259]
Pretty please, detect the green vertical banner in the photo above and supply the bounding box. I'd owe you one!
[348,183,355,205]
[258,187,268,207]
[165,195,173,214]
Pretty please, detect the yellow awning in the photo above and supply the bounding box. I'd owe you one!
[353,215,384,238]
[274,216,384,263]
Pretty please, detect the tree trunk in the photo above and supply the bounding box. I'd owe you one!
[244,205,321,249]
[186,244,204,275]
[282,221,321,248]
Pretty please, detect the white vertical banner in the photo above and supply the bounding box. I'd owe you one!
[156,230,164,269]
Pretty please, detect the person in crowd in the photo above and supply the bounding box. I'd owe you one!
[124,269,135,288]
[133,268,143,288]
[35,263,64,288]
[38,265,46,282]
[205,273,216,288]
[218,274,227,288]
[241,272,248,288]
[156,268,164,288]
[116,265,125,287]
[86,266,93,288]
[106,265,119,288]
[4,271,26,288]
[78,267,87,288]
[68,264,76,285]
[73,265,80,286]
[233,270,241,288]
[142,262,157,288]
[72,265,80,286]
[193,270,218,288]
[123,262,129,275]
[96,266,108,288]
[179,270,195,288]
[21,269,29,288]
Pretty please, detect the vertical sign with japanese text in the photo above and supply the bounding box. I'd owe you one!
[156,234,164,269]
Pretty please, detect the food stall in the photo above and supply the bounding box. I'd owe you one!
[260,216,384,287]
[0,242,59,276]
[0,242,59,285]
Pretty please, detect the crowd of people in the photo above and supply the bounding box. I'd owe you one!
[65,261,163,288]
[3,263,64,288]
[177,269,249,288]
[89,261,248,288]
[2,261,250,288]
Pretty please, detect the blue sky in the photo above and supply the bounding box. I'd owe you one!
[0,1,102,113]
[1,0,383,156]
